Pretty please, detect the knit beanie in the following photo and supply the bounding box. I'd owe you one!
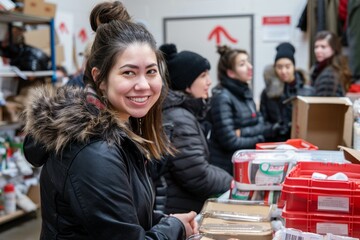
[274,42,296,65]
[160,43,210,91]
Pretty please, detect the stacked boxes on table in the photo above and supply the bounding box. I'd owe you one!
[281,162,360,238]
[231,150,297,204]
[195,198,274,240]
[230,149,347,204]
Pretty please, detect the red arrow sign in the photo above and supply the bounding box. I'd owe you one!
[208,25,238,45]
[78,29,88,43]
[59,22,69,34]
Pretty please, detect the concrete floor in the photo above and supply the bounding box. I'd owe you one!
[0,210,41,240]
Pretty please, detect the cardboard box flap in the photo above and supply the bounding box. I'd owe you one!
[338,146,360,164]
[291,97,353,150]
[296,96,352,106]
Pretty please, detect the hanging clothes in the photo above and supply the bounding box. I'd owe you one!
[347,0,360,82]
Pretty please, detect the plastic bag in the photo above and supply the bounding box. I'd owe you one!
[1,43,51,71]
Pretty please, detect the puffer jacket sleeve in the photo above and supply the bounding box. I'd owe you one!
[240,114,268,137]
[65,142,185,240]
[166,108,233,196]
[210,93,264,151]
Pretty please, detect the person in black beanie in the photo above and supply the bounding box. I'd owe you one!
[150,43,232,214]
[260,42,314,142]
[160,44,211,92]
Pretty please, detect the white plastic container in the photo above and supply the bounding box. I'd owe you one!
[4,183,16,214]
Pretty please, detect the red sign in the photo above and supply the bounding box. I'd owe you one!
[262,16,291,25]
[59,22,69,34]
[78,29,88,43]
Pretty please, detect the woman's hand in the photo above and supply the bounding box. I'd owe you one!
[171,211,198,238]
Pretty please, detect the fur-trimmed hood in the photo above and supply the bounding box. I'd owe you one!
[263,64,311,98]
[22,85,129,154]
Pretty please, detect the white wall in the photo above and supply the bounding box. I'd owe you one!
[121,0,309,102]
[46,0,102,73]
[48,0,309,102]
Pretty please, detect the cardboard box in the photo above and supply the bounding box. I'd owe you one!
[197,199,273,239]
[24,28,59,50]
[291,96,353,150]
[43,44,65,66]
[23,0,56,18]
[199,217,273,240]
[27,184,40,206]
[339,146,360,164]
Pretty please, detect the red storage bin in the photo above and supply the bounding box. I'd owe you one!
[256,139,318,150]
[281,162,360,215]
[282,209,360,237]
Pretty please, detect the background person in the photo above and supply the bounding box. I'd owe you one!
[208,45,277,175]
[310,30,352,96]
[153,43,232,214]
[260,42,314,142]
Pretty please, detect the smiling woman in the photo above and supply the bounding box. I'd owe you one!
[20,1,199,239]
[93,43,162,120]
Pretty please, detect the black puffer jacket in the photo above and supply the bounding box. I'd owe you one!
[260,67,315,141]
[312,65,345,96]
[208,76,267,174]
[157,90,232,214]
[22,86,185,240]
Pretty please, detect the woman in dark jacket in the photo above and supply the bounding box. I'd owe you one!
[155,44,232,214]
[208,45,275,175]
[21,2,197,239]
[260,42,315,142]
[311,30,352,96]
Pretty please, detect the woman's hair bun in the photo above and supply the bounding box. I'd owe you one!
[217,45,230,56]
[159,43,178,62]
[90,1,131,32]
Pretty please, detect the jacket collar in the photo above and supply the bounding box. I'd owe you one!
[163,89,210,121]
[219,75,253,99]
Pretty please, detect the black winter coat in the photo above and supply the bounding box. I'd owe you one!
[156,90,232,214]
[311,64,345,97]
[22,86,185,240]
[208,76,267,175]
[260,68,315,141]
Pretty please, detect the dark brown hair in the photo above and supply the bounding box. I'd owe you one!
[84,2,170,160]
[315,30,352,91]
[90,1,132,32]
[216,45,247,81]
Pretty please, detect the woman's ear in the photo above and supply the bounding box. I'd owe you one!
[91,67,99,82]
[185,86,192,94]
[226,69,236,79]
[91,67,106,92]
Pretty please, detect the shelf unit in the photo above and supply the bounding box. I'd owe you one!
[0,10,56,82]
[0,10,50,225]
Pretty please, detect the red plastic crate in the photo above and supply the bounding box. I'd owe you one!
[282,209,360,237]
[281,162,360,215]
[256,139,318,150]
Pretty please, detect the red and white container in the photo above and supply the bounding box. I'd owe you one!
[281,162,360,215]
[3,183,16,214]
